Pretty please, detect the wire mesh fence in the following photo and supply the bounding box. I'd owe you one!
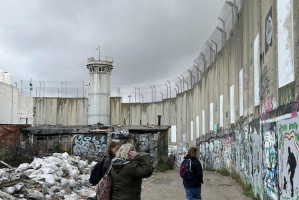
[113,0,243,103]
[14,0,243,103]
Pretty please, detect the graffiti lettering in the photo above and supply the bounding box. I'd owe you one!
[292,101,298,118]
[289,123,298,130]
[281,86,294,105]
[263,95,274,123]
[72,135,107,156]
[261,66,271,95]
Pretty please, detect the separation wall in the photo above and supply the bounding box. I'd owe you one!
[0,81,34,125]
[112,1,299,199]
[34,97,88,126]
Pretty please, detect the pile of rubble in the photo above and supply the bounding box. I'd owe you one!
[0,152,97,200]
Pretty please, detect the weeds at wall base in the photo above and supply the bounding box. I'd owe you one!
[204,168,216,172]
[214,169,261,200]
[216,168,230,176]
[157,159,174,172]
[243,184,261,200]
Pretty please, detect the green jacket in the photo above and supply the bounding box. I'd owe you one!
[111,155,152,200]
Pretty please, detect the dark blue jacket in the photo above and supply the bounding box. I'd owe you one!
[182,154,203,188]
[102,154,114,175]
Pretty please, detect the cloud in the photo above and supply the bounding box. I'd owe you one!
[0,0,226,92]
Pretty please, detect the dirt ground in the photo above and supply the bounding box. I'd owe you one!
[141,169,251,200]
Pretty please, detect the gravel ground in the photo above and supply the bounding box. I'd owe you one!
[141,169,251,200]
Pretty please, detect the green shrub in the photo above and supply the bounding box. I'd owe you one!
[230,171,244,187]
[166,160,174,170]
[157,160,170,172]
[204,168,216,172]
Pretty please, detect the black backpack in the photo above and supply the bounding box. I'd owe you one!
[89,155,106,185]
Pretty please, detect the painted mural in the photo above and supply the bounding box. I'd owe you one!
[72,134,107,156]
[278,118,299,200]
[196,116,299,200]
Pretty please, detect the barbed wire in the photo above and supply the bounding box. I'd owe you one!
[15,80,88,98]
[113,0,243,103]
[14,1,243,104]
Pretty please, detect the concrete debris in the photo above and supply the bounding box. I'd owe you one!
[0,152,96,199]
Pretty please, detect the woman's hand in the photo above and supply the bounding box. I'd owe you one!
[129,151,138,160]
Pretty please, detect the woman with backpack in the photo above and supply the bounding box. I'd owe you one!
[182,147,203,200]
[89,141,120,200]
[102,141,120,174]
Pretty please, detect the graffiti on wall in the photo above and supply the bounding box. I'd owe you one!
[263,94,274,123]
[135,133,157,154]
[72,134,107,156]
[250,133,263,197]
[262,123,278,200]
[265,7,273,54]
[261,66,271,96]
[278,118,299,199]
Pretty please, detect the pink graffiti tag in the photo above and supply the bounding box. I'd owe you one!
[291,101,298,118]
[263,95,274,123]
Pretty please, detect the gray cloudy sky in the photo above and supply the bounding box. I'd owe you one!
[0,0,225,89]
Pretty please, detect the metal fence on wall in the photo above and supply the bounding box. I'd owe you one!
[15,80,88,98]
[112,0,243,103]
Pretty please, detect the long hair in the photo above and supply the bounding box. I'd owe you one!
[107,141,120,156]
[116,143,135,160]
[187,147,198,158]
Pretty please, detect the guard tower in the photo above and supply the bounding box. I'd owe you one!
[86,53,114,125]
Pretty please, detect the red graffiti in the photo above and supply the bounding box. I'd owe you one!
[263,95,273,123]
[291,101,298,118]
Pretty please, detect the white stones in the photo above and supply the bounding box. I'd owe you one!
[16,163,30,172]
[0,152,97,199]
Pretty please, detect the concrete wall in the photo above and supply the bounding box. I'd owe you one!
[0,81,34,125]
[33,98,88,126]
[111,1,299,199]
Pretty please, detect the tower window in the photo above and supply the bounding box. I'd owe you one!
[89,68,92,72]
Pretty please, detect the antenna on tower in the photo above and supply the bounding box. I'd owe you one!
[96,45,100,61]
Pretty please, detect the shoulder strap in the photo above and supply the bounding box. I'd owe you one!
[104,165,112,177]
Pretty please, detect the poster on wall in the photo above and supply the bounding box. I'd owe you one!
[220,95,223,127]
[254,34,260,106]
[230,85,235,123]
[277,0,294,88]
[196,116,199,138]
[202,110,205,135]
[239,69,243,116]
[190,121,193,141]
[171,125,176,143]
[210,103,213,131]
[265,7,272,54]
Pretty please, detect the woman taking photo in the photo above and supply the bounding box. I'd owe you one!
[183,147,203,200]
[111,143,152,200]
